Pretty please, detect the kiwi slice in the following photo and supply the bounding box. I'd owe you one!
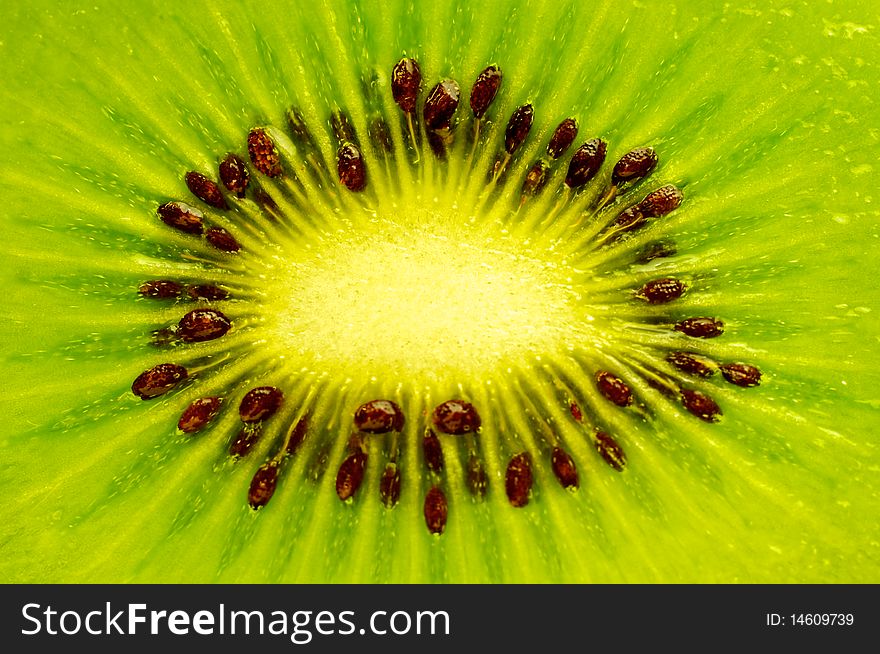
[1,0,879,584]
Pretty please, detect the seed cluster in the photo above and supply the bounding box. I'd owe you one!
[128,53,768,536]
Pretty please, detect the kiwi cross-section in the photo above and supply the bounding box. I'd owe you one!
[1,0,879,583]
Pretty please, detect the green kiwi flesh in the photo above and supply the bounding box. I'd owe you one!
[1,0,879,583]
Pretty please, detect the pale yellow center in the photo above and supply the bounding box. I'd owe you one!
[267,208,582,379]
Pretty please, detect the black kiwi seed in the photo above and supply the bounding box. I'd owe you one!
[423,428,444,472]
[336,450,368,501]
[205,226,241,253]
[674,317,725,338]
[248,462,279,509]
[184,171,228,209]
[432,399,482,434]
[424,486,448,534]
[611,205,646,232]
[186,284,229,301]
[139,280,183,299]
[285,416,309,455]
[551,447,579,490]
[680,389,722,422]
[131,363,188,399]
[521,160,550,197]
[546,117,579,159]
[391,57,421,114]
[639,184,684,218]
[337,143,367,192]
[666,351,716,378]
[157,201,204,235]
[218,153,250,197]
[247,128,282,177]
[177,308,232,343]
[719,363,762,387]
[470,65,502,119]
[354,399,405,433]
[638,277,686,304]
[611,147,658,187]
[239,386,284,422]
[423,80,460,130]
[177,396,222,433]
[379,464,402,508]
[505,452,534,508]
[504,104,534,155]
[595,371,633,407]
[565,138,607,189]
[594,431,626,471]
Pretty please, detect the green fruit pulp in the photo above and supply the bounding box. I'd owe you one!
[1,0,879,583]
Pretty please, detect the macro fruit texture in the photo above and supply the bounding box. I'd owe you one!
[0,0,878,583]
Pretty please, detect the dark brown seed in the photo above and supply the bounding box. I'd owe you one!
[565,138,607,189]
[229,424,262,458]
[423,79,460,130]
[639,184,683,218]
[248,462,279,509]
[391,57,421,114]
[138,280,183,299]
[674,317,725,338]
[239,386,284,423]
[432,399,481,435]
[638,278,686,304]
[551,447,579,489]
[594,431,626,471]
[569,402,583,422]
[336,450,367,501]
[185,171,228,209]
[330,111,357,146]
[612,205,646,231]
[131,363,188,399]
[470,65,502,119]
[521,160,549,197]
[423,428,444,473]
[285,416,309,455]
[354,399,405,434]
[637,240,677,263]
[205,226,241,253]
[595,371,633,407]
[379,464,402,508]
[467,455,488,499]
[505,452,533,508]
[369,117,393,155]
[287,108,319,151]
[219,153,250,198]
[186,284,229,301]
[178,396,222,433]
[546,117,579,159]
[719,363,762,387]
[424,486,448,534]
[504,104,534,155]
[157,201,204,235]
[681,389,722,422]
[611,147,658,187]
[178,308,231,343]
[247,128,282,177]
[337,143,366,192]
[666,351,716,378]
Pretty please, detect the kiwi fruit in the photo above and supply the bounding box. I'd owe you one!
[1,0,878,584]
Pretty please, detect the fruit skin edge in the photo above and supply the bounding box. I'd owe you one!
[2,0,878,581]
